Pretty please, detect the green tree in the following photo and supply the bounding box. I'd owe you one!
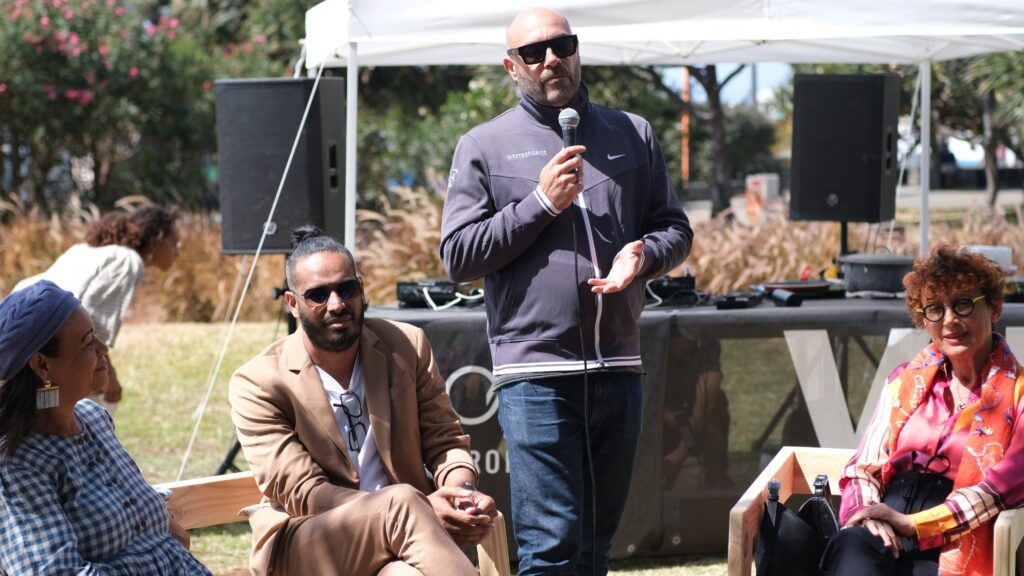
[0,0,215,213]
[939,54,1024,205]
[627,64,779,215]
[690,104,781,187]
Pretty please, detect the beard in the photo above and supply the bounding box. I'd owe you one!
[300,304,365,353]
[516,59,581,108]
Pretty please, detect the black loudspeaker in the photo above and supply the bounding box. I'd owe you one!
[216,77,345,254]
[790,73,900,222]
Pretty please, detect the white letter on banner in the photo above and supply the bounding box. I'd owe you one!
[784,329,929,448]
[444,365,499,426]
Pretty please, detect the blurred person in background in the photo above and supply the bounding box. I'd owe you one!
[662,336,732,491]
[14,205,181,415]
[0,280,210,574]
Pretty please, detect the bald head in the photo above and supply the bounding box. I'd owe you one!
[506,7,572,49]
[503,7,580,108]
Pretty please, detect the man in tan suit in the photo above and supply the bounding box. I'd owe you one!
[229,225,495,576]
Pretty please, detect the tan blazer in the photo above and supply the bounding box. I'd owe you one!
[229,318,477,574]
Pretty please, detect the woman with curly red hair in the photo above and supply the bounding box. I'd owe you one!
[14,205,181,414]
[824,244,1024,576]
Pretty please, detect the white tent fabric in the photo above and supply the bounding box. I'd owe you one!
[303,0,1024,252]
[305,0,1024,67]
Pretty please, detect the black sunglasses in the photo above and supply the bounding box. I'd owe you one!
[333,391,367,452]
[914,295,985,323]
[507,34,578,65]
[300,278,361,307]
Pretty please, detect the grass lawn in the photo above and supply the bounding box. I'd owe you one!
[114,321,741,575]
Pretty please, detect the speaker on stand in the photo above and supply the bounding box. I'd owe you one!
[215,77,346,253]
[212,77,345,474]
[773,73,902,451]
[789,73,900,254]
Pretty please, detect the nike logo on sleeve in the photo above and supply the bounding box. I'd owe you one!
[607,153,627,160]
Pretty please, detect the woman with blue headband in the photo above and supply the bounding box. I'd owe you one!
[0,280,210,575]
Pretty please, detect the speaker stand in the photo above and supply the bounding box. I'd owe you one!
[215,273,296,475]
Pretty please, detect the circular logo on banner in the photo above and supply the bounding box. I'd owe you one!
[444,365,498,426]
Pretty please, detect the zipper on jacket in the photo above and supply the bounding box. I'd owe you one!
[575,191,605,364]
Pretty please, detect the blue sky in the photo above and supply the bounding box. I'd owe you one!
[662,62,793,106]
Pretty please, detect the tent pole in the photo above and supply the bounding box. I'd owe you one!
[345,42,358,252]
[919,61,931,256]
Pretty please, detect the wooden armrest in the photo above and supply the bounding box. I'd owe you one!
[727,447,854,576]
[478,511,511,576]
[994,507,1024,576]
[159,471,512,575]
[156,470,262,530]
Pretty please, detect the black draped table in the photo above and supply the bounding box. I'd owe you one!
[368,300,1024,559]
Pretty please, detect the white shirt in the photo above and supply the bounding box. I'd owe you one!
[316,358,391,491]
[15,243,145,347]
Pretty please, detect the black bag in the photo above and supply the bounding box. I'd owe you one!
[879,469,953,555]
[754,474,840,576]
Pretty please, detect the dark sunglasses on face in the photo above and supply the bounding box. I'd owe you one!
[507,34,578,65]
[301,278,361,307]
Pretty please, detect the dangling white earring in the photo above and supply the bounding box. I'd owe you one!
[36,379,59,409]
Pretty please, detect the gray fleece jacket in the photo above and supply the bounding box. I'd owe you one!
[440,84,693,381]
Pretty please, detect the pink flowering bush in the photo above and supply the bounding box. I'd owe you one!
[0,0,214,212]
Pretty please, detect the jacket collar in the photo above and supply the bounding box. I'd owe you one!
[359,321,396,479]
[281,333,352,466]
[280,322,396,482]
[519,81,591,129]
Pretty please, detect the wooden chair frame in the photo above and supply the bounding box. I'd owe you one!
[157,471,511,576]
[727,446,1023,576]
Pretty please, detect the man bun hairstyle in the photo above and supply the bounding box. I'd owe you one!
[285,225,357,291]
[290,224,327,249]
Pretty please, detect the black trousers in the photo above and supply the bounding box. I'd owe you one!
[822,470,951,576]
[821,526,939,576]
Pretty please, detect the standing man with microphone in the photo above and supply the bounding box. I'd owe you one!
[440,6,693,575]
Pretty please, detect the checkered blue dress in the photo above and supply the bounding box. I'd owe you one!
[0,400,211,575]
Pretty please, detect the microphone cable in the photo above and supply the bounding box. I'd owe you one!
[569,180,599,575]
[560,107,598,572]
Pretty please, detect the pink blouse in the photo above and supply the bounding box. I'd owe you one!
[839,362,1024,549]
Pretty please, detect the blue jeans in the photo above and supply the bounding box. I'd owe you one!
[498,372,643,576]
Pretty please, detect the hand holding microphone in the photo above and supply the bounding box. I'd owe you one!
[538,108,586,212]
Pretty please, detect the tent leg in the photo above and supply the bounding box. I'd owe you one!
[919,61,931,256]
[345,43,358,252]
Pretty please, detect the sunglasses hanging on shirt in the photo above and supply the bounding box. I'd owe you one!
[334,391,367,452]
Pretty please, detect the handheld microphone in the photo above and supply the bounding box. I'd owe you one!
[558,108,580,148]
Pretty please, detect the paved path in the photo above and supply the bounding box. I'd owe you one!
[683,186,1024,223]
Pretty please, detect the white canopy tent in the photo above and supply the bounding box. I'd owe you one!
[303,0,1024,253]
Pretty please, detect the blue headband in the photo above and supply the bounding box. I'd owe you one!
[0,280,80,382]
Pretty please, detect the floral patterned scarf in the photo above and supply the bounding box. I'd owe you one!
[881,333,1019,576]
